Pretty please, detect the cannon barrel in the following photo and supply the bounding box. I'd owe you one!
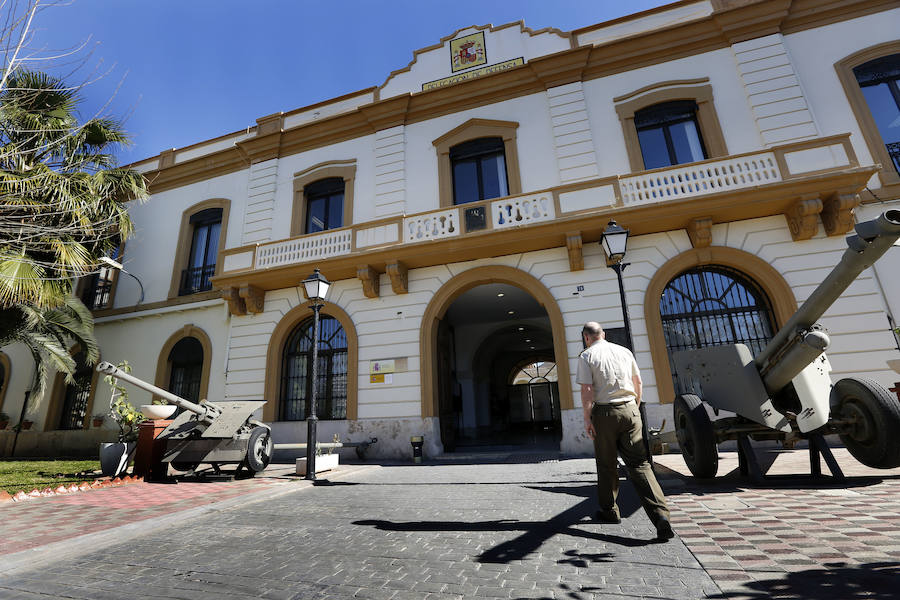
[96,361,220,423]
[755,210,900,379]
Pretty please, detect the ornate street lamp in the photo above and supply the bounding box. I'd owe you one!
[600,220,653,464]
[302,268,331,480]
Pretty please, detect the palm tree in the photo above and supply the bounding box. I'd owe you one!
[0,69,147,391]
[0,296,98,395]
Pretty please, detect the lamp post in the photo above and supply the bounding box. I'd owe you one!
[99,257,144,305]
[600,220,653,464]
[302,268,331,480]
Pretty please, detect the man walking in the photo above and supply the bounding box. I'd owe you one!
[576,321,674,540]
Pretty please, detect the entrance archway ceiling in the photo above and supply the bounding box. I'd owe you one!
[444,283,547,325]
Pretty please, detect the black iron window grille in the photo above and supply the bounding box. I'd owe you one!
[180,208,221,296]
[59,353,92,430]
[281,315,348,421]
[168,337,203,404]
[660,265,775,397]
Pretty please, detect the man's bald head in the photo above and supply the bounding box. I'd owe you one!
[582,321,604,344]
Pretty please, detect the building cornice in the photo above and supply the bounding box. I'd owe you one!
[141,0,896,194]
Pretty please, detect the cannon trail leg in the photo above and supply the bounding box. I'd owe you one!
[808,433,845,481]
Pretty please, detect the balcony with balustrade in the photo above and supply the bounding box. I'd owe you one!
[213,134,877,315]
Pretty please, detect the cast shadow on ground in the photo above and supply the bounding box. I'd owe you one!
[705,561,900,599]
[354,482,660,564]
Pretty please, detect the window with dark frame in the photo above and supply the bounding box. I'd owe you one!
[179,208,221,296]
[304,178,345,234]
[81,243,122,310]
[660,266,775,397]
[59,351,92,430]
[854,54,900,175]
[634,100,707,170]
[450,137,509,205]
[280,315,348,421]
[167,337,203,404]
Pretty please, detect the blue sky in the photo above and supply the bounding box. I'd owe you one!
[32,0,670,164]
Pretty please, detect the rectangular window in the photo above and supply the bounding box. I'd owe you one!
[304,178,345,234]
[635,101,707,170]
[81,244,122,310]
[450,137,509,205]
[179,208,222,295]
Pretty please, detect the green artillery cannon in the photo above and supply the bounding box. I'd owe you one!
[671,210,900,479]
[96,361,273,476]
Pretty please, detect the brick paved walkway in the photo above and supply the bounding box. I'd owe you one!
[654,446,900,599]
[0,466,298,557]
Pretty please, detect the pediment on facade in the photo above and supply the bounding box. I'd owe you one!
[378,22,572,100]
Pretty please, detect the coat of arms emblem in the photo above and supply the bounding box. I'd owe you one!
[450,31,487,72]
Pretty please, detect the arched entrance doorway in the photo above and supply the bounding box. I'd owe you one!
[420,266,572,452]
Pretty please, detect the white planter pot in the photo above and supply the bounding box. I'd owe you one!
[99,442,136,477]
[140,404,177,420]
[295,453,339,475]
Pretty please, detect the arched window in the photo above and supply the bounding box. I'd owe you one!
[660,265,775,396]
[634,101,707,169]
[853,53,900,175]
[169,199,230,299]
[510,361,558,385]
[450,137,508,205]
[508,360,559,427]
[280,315,348,421]
[59,350,93,430]
[167,337,204,403]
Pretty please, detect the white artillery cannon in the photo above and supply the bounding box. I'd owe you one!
[671,210,900,479]
[96,361,273,477]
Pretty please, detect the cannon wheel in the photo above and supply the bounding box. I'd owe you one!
[674,394,719,478]
[242,426,273,475]
[831,377,900,469]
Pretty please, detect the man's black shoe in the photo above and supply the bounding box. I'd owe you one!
[594,510,621,524]
[656,517,675,540]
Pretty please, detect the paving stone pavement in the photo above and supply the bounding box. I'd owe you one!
[1,458,718,600]
[1,447,898,599]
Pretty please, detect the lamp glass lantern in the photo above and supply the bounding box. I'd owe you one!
[302,268,331,302]
[600,220,630,263]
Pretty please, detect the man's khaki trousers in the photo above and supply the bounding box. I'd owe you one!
[590,402,669,525]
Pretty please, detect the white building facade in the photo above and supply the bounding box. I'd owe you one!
[2,0,899,459]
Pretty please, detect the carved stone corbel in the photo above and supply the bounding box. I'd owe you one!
[785,197,823,241]
[566,232,584,272]
[386,261,408,295]
[239,284,265,314]
[821,193,860,236]
[687,217,713,248]
[223,287,246,316]
[357,265,379,298]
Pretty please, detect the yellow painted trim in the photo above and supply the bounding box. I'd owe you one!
[419,265,573,420]
[263,303,358,422]
[834,40,900,192]
[168,198,232,300]
[614,82,727,173]
[432,118,522,208]
[153,325,213,404]
[290,161,357,237]
[643,246,799,405]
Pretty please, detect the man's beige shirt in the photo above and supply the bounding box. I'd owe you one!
[576,339,640,404]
